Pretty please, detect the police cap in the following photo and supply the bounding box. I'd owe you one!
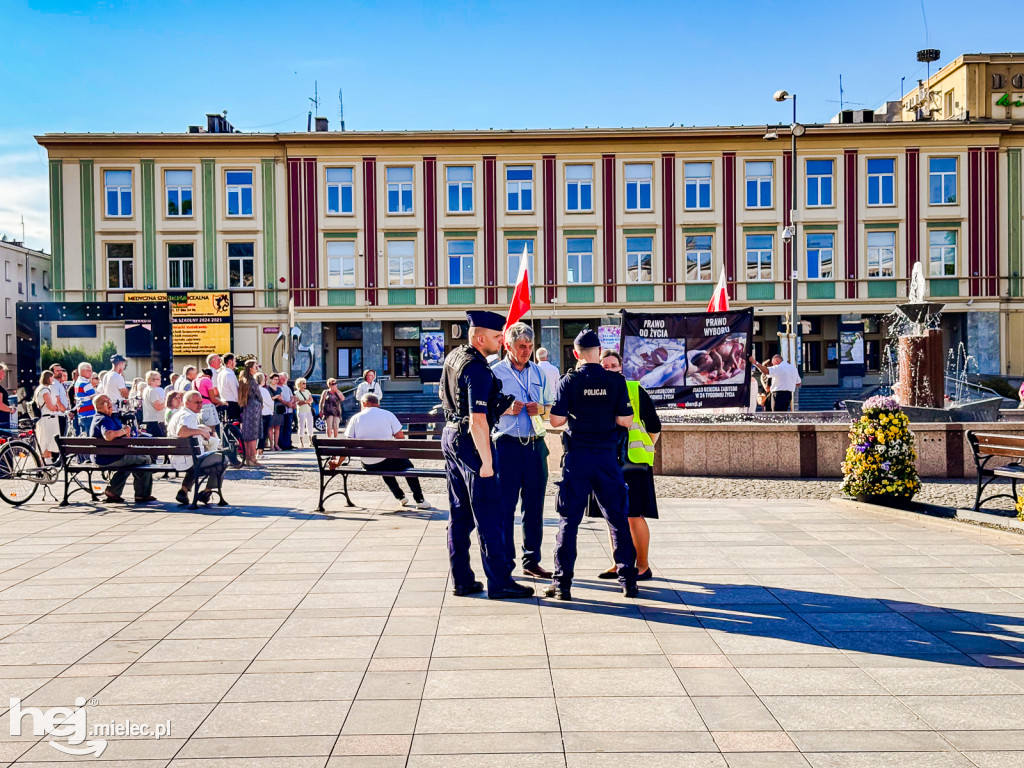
[574,328,600,349]
[466,311,505,332]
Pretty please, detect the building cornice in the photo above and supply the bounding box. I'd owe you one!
[35,120,1024,150]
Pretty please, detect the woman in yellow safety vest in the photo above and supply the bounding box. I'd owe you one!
[586,349,661,580]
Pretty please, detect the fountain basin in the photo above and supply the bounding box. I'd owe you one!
[845,396,1005,423]
[895,301,946,327]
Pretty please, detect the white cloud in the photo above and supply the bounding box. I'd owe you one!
[0,175,49,251]
[0,139,50,252]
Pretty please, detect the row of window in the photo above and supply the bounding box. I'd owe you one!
[98,228,960,293]
[99,156,964,223]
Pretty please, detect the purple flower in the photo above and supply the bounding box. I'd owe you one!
[856,444,868,454]
[881,461,891,471]
[863,395,901,412]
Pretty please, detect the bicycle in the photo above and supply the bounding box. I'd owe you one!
[216,409,244,468]
[0,420,103,505]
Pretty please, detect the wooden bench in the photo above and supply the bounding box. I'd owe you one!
[966,431,1024,511]
[312,436,445,511]
[55,436,226,509]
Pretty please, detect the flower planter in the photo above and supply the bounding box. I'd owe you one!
[853,493,915,510]
[841,395,920,503]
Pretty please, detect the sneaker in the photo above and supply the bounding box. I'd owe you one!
[414,500,430,510]
[622,583,639,598]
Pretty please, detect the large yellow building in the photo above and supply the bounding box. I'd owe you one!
[37,53,1024,403]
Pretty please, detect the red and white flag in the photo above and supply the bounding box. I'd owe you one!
[506,244,531,328]
[707,269,730,312]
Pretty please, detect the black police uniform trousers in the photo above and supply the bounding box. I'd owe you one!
[494,435,548,569]
[553,447,638,589]
[443,425,514,592]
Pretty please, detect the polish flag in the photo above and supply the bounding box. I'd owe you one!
[506,244,531,328]
[707,269,730,312]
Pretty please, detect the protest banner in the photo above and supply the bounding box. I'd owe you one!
[620,308,754,408]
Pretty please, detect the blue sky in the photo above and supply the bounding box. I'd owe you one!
[1,0,1019,251]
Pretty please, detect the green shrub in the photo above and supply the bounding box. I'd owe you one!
[40,341,119,376]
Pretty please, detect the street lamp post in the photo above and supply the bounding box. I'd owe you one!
[772,89,804,404]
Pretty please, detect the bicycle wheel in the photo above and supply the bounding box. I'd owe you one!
[0,440,41,505]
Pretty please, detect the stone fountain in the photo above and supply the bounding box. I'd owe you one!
[846,263,1003,422]
[896,262,946,409]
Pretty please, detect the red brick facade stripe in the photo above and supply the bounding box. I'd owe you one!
[423,157,437,305]
[303,158,318,307]
[602,154,616,303]
[985,147,999,297]
[905,148,919,281]
[543,155,557,303]
[362,157,377,305]
[483,156,497,305]
[662,153,676,302]
[286,158,303,307]
[783,150,792,300]
[844,150,858,299]
[968,147,982,297]
[722,152,736,300]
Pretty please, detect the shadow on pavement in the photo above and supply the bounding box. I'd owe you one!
[539,579,1024,667]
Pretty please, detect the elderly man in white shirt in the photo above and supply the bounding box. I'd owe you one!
[168,391,228,507]
[534,347,561,398]
[345,393,428,509]
[749,353,801,413]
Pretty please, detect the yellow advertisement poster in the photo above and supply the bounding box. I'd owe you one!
[125,292,232,355]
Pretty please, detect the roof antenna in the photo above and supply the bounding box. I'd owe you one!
[307,81,319,132]
[338,88,345,132]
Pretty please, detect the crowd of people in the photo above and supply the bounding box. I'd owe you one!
[20,357,398,460]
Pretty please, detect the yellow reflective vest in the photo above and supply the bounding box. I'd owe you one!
[625,380,655,466]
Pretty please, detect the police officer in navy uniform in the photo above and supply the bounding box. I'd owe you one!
[440,310,535,600]
[546,328,639,600]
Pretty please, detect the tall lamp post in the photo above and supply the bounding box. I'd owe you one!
[770,90,805,403]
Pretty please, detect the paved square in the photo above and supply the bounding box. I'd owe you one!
[3,480,1024,767]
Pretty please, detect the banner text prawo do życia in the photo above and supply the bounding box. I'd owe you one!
[620,308,754,409]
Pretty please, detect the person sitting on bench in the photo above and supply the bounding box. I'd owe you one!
[344,393,429,510]
[168,391,228,506]
[91,394,156,505]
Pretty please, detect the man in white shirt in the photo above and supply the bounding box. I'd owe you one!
[750,354,801,412]
[345,393,428,509]
[105,354,130,406]
[535,348,561,396]
[217,353,240,420]
[49,364,72,436]
[168,391,228,506]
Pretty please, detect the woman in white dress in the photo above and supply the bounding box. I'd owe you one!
[33,371,65,460]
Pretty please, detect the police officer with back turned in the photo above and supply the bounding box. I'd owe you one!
[440,310,535,600]
[546,328,639,600]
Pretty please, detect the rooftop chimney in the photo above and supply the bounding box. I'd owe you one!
[206,113,235,133]
[315,116,329,132]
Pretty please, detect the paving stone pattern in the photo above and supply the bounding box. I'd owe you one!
[2,476,1024,766]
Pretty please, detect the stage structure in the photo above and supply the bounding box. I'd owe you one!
[16,301,173,392]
